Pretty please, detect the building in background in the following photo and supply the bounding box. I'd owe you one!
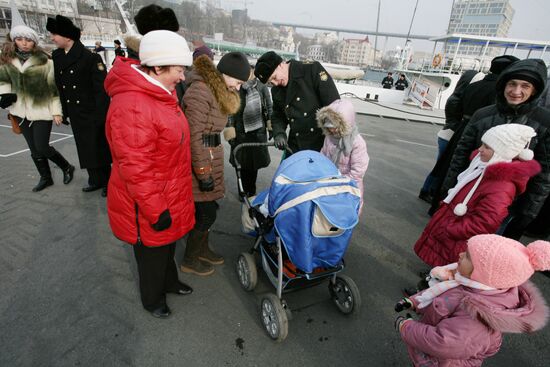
[337,37,372,67]
[306,44,326,61]
[446,0,514,57]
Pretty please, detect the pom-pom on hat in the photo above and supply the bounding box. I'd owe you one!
[134,4,179,35]
[217,52,250,82]
[467,234,550,289]
[254,51,283,84]
[139,30,192,67]
[481,123,536,161]
[46,15,81,41]
[9,0,39,44]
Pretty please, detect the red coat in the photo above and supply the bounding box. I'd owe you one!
[415,158,540,266]
[104,58,195,246]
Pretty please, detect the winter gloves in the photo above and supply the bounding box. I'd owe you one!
[274,133,287,150]
[0,93,17,109]
[151,209,172,231]
[394,298,413,312]
[199,176,215,192]
[394,313,413,332]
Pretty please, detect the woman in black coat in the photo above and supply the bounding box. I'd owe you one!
[225,69,272,198]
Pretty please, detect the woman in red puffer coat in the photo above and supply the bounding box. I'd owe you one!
[104,30,195,319]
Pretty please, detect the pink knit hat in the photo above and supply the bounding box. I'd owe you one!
[468,234,550,289]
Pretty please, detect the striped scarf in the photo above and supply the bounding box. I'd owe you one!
[416,263,496,309]
[242,79,264,133]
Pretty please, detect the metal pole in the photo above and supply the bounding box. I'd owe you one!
[449,37,462,72]
[541,45,547,59]
[373,0,381,66]
[512,42,518,56]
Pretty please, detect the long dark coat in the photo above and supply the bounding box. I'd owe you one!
[52,41,111,169]
[228,79,272,170]
[271,60,340,153]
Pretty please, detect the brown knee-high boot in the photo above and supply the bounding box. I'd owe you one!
[198,230,224,265]
[181,229,214,276]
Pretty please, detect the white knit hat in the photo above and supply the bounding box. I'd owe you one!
[139,30,192,67]
[9,0,39,45]
[481,124,536,161]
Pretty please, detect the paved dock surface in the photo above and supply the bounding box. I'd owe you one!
[1,112,549,366]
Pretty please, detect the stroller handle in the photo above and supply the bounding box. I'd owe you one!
[232,142,293,171]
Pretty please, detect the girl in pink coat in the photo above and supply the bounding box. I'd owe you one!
[395,234,550,366]
[317,99,369,211]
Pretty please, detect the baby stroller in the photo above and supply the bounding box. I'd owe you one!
[233,143,362,342]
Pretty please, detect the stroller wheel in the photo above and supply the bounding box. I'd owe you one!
[329,275,361,315]
[260,294,289,342]
[236,252,257,291]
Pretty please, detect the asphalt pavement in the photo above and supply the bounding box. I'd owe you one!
[1,112,549,367]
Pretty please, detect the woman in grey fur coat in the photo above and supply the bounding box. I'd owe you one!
[0,19,74,191]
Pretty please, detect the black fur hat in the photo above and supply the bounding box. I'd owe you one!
[134,4,179,35]
[46,15,81,41]
[254,51,283,84]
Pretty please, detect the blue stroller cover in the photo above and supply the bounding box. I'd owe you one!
[268,151,361,273]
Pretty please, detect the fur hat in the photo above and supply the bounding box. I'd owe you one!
[482,124,536,161]
[139,30,192,67]
[489,55,519,74]
[468,234,550,289]
[134,4,179,35]
[217,52,250,82]
[46,15,81,41]
[9,0,39,44]
[254,51,283,84]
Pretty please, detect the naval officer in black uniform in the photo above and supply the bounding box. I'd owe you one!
[47,15,112,196]
[254,51,340,153]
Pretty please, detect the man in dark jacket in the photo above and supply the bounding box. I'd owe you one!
[394,74,409,90]
[426,55,519,208]
[47,15,111,196]
[441,59,550,240]
[254,51,340,153]
[382,72,394,89]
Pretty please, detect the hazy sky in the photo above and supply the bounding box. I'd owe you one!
[244,0,550,54]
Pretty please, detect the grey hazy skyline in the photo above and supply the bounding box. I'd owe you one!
[245,0,550,57]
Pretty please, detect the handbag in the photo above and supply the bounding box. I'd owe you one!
[8,113,21,134]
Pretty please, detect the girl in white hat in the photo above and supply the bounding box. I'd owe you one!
[414,123,541,267]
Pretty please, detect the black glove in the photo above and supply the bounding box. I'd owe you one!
[151,209,172,231]
[502,215,533,240]
[394,313,413,332]
[0,93,17,109]
[274,134,287,150]
[199,176,214,192]
[228,139,237,148]
[394,298,413,312]
[268,129,274,141]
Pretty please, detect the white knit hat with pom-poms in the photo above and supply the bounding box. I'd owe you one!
[481,123,536,161]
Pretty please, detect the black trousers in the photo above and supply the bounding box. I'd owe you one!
[240,168,258,196]
[19,119,57,159]
[194,201,218,231]
[87,166,111,187]
[132,241,180,311]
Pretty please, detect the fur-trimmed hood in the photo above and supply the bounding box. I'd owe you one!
[463,281,549,333]
[317,98,355,136]
[186,55,240,115]
[484,158,541,183]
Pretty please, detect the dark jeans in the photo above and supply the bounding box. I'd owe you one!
[421,137,449,193]
[87,166,111,187]
[132,241,180,311]
[240,168,258,196]
[194,201,218,231]
[19,119,56,159]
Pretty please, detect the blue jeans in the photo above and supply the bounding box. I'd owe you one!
[421,137,449,193]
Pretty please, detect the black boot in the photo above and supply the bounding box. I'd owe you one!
[31,155,53,192]
[49,150,75,184]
